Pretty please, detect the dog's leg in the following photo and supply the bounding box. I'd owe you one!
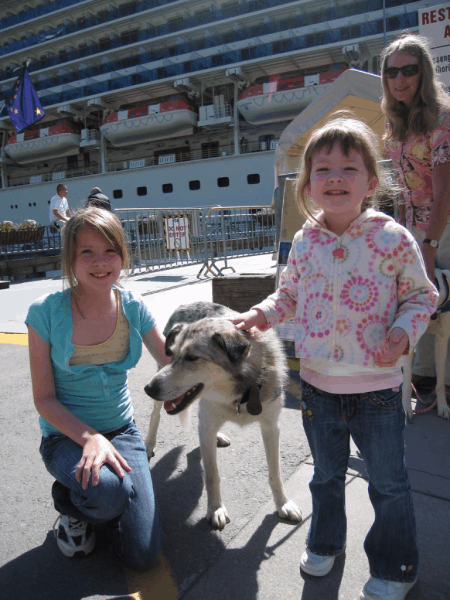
[198,401,230,530]
[145,401,163,459]
[434,332,450,419]
[260,406,302,523]
[402,352,414,420]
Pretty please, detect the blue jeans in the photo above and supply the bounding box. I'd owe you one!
[40,421,164,570]
[300,379,418,583]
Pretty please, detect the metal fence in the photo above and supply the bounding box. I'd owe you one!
[0,226,61,258]
[0,205,275,277]
[115,205,275,276]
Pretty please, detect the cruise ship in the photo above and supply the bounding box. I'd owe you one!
[0,0,425,225]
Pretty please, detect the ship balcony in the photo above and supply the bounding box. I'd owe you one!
[1,0,417,87]
[79,129,100,148]
[198,104,233,127]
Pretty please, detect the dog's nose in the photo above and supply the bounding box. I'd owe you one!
[145,381,160,399]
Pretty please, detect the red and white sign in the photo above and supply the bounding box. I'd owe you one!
[164,216,190,251]
[420,3,450,91]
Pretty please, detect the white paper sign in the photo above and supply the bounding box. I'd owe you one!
[419,3,450,92]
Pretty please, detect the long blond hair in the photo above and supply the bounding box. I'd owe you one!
[381,32,450,141]
[61,207,130,293]
[296,114,388,222]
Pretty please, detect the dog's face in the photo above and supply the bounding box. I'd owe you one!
[144,318,252,415]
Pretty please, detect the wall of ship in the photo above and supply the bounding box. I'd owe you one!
[0,150,277,225]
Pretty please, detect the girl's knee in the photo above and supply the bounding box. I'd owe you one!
[76,468,134,520]
[122,534,164,571]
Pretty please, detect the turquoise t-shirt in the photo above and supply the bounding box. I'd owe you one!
[25,288,156,437]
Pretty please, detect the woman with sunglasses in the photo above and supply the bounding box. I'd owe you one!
[382,32,450,397]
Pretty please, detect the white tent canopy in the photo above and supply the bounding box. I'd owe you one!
[275,69,385,176]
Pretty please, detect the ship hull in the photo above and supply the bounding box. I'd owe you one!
[0,152,276,225]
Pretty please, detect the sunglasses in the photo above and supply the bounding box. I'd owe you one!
[384,64,419,79]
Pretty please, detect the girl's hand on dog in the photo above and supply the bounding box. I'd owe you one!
[374,327,410,367]
[230,309,268,332]
[76,433,132,490]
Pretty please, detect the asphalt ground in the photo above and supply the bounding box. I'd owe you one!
[0,254,449,600]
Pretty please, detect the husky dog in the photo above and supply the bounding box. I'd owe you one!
[144,301,302,530]
[403,269,450,420]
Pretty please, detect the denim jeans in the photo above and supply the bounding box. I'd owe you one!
[300,379,418,583]
[40,421,164,570]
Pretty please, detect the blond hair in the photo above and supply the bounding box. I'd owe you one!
[296,114,389,222]
[61,207,130,293]
[381,32,450,141]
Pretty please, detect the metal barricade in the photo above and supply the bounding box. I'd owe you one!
[0,225,61,258]
[114,207,209,273]
[198,205,276,277]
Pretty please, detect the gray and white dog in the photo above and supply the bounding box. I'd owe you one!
[144,301,302,530]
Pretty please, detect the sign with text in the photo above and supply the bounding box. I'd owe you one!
[419,3,450,92]
[164,216,190,251]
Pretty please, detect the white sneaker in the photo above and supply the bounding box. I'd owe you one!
[53,514,96,558]
[360,577,417,600]
[300,549,335,576]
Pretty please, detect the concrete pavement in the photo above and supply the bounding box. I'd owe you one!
[0,254,449,600]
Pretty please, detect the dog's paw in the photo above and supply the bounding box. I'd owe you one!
[216,432,231,448]
[145,444,155,459]
[277,500,302,523]
[207,506,230,530]
[437,403,450,420]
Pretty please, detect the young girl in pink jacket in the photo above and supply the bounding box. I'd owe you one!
[232,116,438,600]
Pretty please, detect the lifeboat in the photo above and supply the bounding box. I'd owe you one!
[4,122,80,164]
[100,95,198,147]
[236,64,348,125]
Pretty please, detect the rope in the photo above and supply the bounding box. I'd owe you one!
[411,383,438,414]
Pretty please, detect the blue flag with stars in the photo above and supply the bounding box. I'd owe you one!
[2,66,45,132]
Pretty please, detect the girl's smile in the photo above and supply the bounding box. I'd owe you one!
[74,226,123,292]
[306,142,378,235]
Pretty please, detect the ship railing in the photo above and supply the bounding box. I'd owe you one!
[240,140,277,154]
[7,164,102,188]
[106,146,236,173]
[113,205,275,276]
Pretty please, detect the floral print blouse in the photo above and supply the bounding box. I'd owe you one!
[254,210,438,367]
[384,108,450,231]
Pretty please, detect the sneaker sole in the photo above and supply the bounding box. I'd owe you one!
[57,532,96,558]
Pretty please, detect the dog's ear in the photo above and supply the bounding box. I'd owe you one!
[165,324,184,357]
[212,331,250,363]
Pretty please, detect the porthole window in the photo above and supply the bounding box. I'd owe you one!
[217,177,229,188]
[247,174,260,185]
[113,189,123,199]
[162,183,173,193]
[189,180,200,190]
[137,186,147,196]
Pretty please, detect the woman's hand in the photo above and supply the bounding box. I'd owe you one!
[375,327,410,367]
[230,308,268,332]
[76,433,132,490]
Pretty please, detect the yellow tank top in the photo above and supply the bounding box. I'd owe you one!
[70,290,130,366]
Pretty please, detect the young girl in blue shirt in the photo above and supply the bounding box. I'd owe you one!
[26,207,169,569]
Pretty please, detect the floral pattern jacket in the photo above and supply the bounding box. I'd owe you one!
[255,210,438,367]
[384,107,450,231]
